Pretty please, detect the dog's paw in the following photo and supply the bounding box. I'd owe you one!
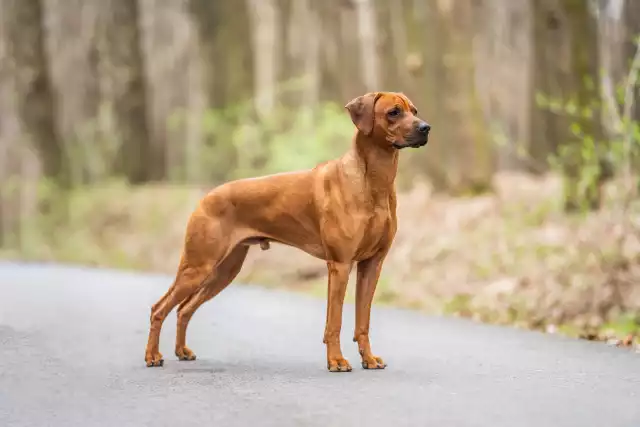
[175,346,197,361]
[327,357,352,373]
[145,352,164,367]
[361,355,386,370]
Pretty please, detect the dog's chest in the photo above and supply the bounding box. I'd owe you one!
[352,207,393,259]
[319,179,396,261]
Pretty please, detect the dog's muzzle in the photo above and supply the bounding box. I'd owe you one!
[393,121,431,149]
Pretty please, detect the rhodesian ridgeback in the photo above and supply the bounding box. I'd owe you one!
[144,91,431,372]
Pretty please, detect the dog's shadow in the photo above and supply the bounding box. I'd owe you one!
[159,356,434,386]
[163,356,323,377]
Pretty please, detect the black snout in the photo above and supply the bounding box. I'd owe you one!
[417,121,431,134]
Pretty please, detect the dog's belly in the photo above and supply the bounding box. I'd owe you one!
[237,215,328,260]
[241,235,327,260]
[239,212,389,262]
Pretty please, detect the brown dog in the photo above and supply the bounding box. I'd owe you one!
[144,91,431,372]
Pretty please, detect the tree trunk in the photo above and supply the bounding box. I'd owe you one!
[2,0,66,187]
[187,0,253,183]
[623,0,640,124]
[402,0,449,190]
[246,0,279,119]
[97,0,154,183]
[283,0,320,110]
[315,0,346,103]
[530,0,608,212]
[424,0,495,195]
[564,0,609,211]
[44,0,102,185]
[354,0,380,92]
[189,0,254,110]
[529,0,567,172]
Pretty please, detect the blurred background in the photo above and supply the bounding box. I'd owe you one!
[1,0,639,343]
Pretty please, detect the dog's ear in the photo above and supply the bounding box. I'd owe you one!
[345,92,382,136]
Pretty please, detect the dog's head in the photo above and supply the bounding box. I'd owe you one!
[344,92,430,149]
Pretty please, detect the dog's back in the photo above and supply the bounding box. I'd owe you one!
[199,169,325,257]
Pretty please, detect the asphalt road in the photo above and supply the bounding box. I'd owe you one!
[1,261,639,427]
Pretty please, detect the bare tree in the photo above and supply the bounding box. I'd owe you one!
[97,0,154,183]
[423,0,495,194]
[530,0,611,211]
[188,0,254,110]
[623,0,640,124]
[246,0,279,119]
[44,0,102,184]
[282,0,321,109]
[354,0,380,92]
[187,0,254,182]
[3,0,65,187]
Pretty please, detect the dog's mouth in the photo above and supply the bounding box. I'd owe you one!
[392,137,428,149]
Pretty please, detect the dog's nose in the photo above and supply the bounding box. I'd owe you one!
[417,122,431,134]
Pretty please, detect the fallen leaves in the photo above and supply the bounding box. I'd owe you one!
[578,331,640,354]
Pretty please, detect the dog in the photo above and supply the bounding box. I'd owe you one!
[144,91,431,372]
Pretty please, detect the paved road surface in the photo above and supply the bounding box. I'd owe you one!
[1,261,639,427]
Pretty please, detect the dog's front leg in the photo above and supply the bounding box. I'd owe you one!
[323,261,352,372]
[354,251,388,370]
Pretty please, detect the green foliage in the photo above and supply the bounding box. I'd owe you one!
[535,70,640,213]
[167,100,354,184]
[601,313,640,337]
[443,293,473,317]
[254,104,354,176]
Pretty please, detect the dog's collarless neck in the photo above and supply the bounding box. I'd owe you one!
[346,133,398,197]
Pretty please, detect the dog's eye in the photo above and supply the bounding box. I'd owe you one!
[387,108,400,118]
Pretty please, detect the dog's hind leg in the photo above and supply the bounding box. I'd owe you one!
[174,245,249,361]
[144,213,230,367]
[144,261,214,367]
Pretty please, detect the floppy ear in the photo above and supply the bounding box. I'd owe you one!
[344,92,381,136]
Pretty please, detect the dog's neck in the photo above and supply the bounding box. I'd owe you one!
[341,131,398,202]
